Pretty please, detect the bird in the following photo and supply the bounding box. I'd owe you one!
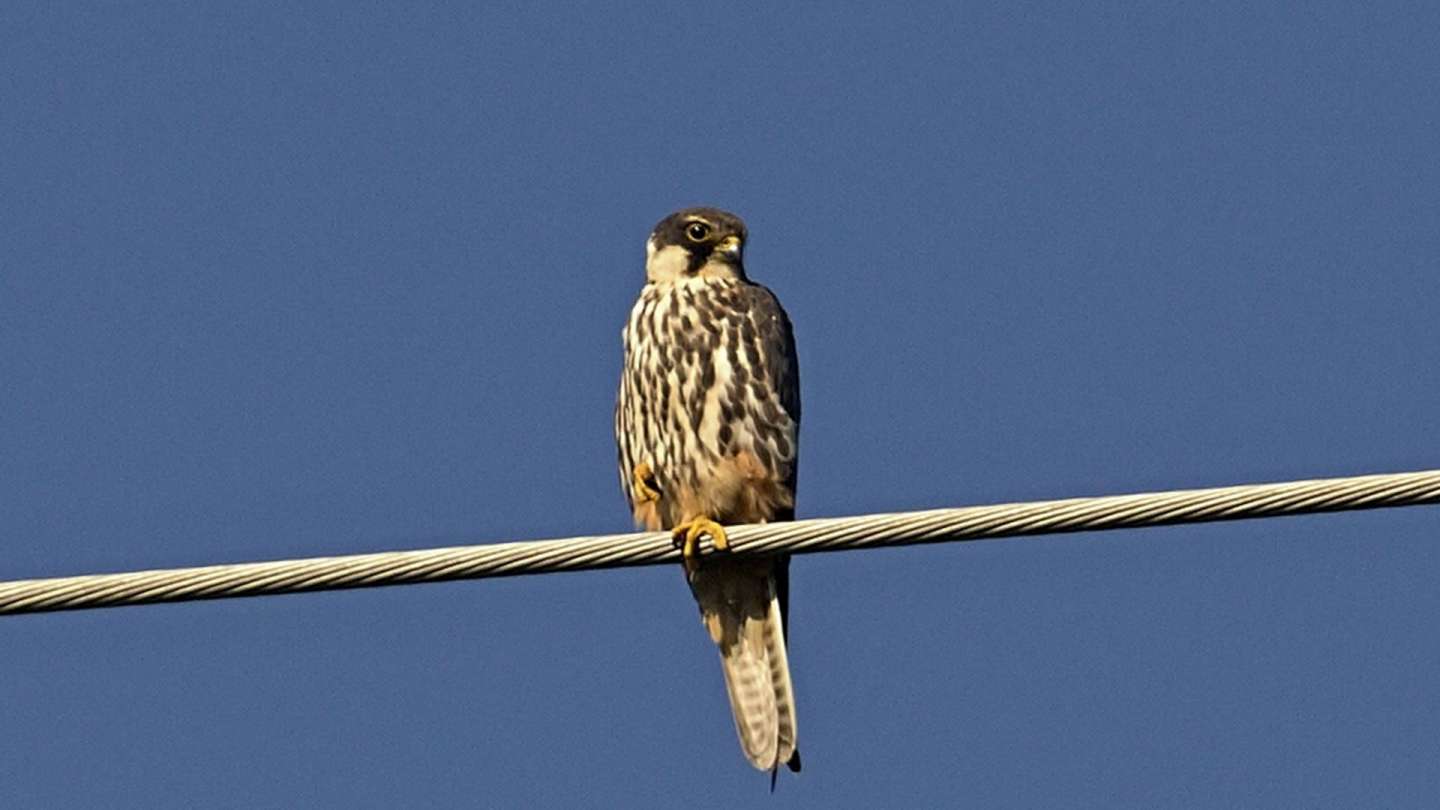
[614,207,803,781]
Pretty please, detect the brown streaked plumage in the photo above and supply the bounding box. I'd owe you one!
[614,207,802,780]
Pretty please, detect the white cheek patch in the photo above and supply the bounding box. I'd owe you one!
[646,244,691,282]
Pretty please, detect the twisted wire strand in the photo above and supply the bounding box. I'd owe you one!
[3,469,1438,616]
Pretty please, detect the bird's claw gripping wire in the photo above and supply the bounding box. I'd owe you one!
[671,516,730,577]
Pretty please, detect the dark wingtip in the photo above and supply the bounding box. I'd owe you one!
[768,749,802,793]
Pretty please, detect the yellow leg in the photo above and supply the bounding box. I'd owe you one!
[671,516,730,575]
[631,462,661,503]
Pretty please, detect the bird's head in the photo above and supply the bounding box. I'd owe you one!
[644,207,748,283]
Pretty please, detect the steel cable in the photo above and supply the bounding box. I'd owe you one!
[3,469,1438,615]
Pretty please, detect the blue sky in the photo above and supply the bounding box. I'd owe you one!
[3,2,1439,807]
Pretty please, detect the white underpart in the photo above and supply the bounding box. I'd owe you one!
[700,314,735,458]
[622,275,760,512]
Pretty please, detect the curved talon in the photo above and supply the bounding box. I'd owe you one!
[631,462,661,503]
[671,516,730,575]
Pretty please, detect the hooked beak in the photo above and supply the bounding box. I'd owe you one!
[715,235,743,262]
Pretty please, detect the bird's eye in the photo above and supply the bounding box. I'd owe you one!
[685,221,711,242]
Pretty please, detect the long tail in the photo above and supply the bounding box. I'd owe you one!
[689,555,801,775]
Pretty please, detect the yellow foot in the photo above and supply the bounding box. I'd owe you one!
[672,516,729,575]
[631,462,661,503]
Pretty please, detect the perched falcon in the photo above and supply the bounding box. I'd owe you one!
[615,207,803,779]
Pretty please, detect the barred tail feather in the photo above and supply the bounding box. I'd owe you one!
[764,591,799,770]
[692,560,800,774]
